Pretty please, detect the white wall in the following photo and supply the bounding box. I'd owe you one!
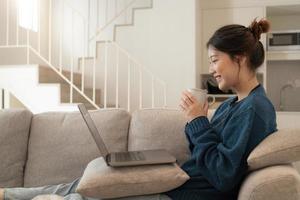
[50,0,151,72]
[115,0,197,108]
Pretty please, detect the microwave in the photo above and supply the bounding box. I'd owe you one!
[267,30,300,51]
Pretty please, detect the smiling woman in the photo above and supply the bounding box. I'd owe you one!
[177,18,277,200]
[18,0,38,32]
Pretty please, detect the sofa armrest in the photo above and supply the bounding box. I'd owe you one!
[238,165,300,200]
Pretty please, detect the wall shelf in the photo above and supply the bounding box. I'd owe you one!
[267,51,300,61]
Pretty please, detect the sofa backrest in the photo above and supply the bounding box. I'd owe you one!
[128,109,191,165]
[24,109,131,187]
[0,109,32,187]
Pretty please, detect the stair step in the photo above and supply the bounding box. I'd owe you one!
[0,47,27,65]
[38,66,82,88]
[60,83,101,106]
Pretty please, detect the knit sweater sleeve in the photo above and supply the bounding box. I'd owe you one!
[185,107,257,192]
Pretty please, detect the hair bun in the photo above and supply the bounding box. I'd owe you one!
[248,18,270,40]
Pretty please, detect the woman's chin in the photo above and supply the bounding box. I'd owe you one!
[218,84,225,91]
[218,83,230,92]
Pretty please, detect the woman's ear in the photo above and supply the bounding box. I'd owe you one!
[234,55,247,65]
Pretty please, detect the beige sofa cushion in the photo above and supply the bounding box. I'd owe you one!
[128,109,190,165]
[248,129,300,171]
[0,109,32,187]
[76,157,189,199]
[24,109,130,187]
[238,165,300,200]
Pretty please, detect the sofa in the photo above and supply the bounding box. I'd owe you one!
[0,108,300,200]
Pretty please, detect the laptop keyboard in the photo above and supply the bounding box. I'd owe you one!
[115,151,146,162]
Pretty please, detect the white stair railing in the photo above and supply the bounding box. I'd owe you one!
[0,89,10,109]
[88,0,153,49]
[88,0,137,43]
[0,0,166,112]
[0,89,4,109]
[111,41,167,109]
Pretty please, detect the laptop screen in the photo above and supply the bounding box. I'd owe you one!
[78,104,109,158]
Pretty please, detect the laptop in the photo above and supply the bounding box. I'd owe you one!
[78,104,177,167]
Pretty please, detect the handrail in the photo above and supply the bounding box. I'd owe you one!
[88,0,137,42]
[64,0,88,23]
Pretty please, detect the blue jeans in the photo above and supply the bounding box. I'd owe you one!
[4,178,171,200]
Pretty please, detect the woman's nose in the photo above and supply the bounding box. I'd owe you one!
[208,65,215,75]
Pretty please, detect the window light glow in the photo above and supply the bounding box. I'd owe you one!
[18,0,38,32]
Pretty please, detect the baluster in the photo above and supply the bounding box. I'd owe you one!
[59,1,64,72]
[16,1,19,46]
[139,66,142,109]
[114,0,117,18]
[6,0,9,45]
[37,0,40,52]
[104,41,108,108]
[1,89,4,109]
[164,82,167,108]
[70,11,74,103]
[151,75,154,108]
[4,90,10,109]
[96,0,99,28]
[127,56,131,111]
[105,0,109,24]
[82,57,85,92]
[27,29,29,64]
[81,25,85,93]
[48,0,52,63]
[93,56,96,103]
[87,0,91,56]
[115,46,119,108]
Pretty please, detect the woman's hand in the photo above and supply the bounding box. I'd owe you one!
[179,90,209,123]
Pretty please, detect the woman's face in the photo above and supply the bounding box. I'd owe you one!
[208,46,240,91]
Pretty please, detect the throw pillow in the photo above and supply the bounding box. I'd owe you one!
[76,157,189,199]
[247,129,300,170]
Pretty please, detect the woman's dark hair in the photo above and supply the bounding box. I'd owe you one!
[206,18,270,71]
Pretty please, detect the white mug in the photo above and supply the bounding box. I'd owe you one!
[187,88,215,106]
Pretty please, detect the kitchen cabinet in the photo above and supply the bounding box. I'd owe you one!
[266,4,300,111]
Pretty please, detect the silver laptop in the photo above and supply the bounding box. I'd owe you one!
[78,104,176,167]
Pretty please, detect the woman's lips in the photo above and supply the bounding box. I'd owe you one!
[214,75,221,82]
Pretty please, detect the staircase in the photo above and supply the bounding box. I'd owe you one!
[0,65,78,113]
[38,66,102,109]
[0,0,167,113]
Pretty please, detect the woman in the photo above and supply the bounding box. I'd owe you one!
[0,18,277,200]
[168,18,277,200]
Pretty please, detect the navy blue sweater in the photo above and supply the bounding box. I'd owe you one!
[166,85,277,200]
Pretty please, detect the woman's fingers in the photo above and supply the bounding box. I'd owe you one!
[180,99,189,109]
[183,91,198,103]
[181,92,194,105]
[203,101,209,111]
[179,104,185,111]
